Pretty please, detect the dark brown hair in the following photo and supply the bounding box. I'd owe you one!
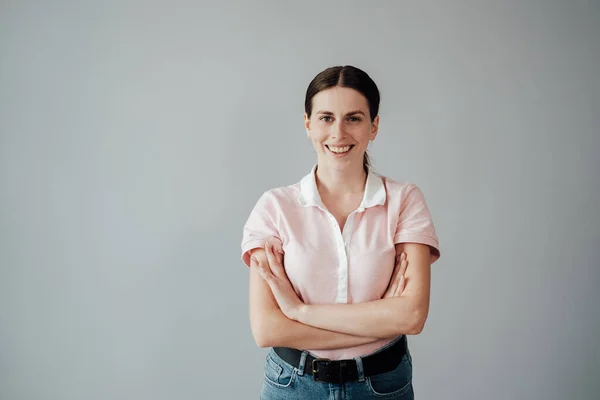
[304,65,380,172]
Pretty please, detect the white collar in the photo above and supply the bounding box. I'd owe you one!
[297,164,386,211]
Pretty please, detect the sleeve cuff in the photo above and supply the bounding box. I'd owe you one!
[394,234,441,264]
[241,237,283,267]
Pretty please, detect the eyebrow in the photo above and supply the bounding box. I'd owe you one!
[315,110,366,117]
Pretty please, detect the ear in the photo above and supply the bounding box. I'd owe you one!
[304,113,311,137]
[369,115,379,140]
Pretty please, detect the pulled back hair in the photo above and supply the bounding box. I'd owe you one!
[304,65,380,172]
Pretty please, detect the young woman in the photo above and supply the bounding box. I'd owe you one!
[241,65,441,399]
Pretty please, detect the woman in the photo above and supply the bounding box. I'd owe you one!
[241,65,441,399]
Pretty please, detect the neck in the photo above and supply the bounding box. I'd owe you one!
[314,162,368,197]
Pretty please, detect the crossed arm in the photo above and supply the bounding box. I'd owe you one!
[248,242,432,349]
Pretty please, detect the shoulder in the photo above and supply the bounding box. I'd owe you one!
[379,175,421,197]
[252,181,302,209]
[377,175,433,214]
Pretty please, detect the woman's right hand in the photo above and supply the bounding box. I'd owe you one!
[382,252,409,298]
[252,242,307,321]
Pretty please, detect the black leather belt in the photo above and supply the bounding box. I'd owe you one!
[273,335,407,384]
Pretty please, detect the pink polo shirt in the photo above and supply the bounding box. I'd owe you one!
[241,165,441,360]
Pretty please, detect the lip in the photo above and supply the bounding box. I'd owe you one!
[325,144,354,157]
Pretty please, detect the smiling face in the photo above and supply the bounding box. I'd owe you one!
[304,86,379,171]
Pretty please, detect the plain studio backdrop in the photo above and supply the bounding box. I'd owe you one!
[1,1,599,399]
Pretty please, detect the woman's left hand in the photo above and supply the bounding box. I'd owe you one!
[253,242,305,321]
[383,252,409,298]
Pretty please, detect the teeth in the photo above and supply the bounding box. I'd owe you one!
[328,145,351,153]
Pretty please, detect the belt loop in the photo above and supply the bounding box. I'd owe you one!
[297,351,308,376]
[354,356,365,382]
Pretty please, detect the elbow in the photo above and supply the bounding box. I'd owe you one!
[404,306,429,336]
[251,312,281,348]
[408,318,426,335]
[253,332,271,349]
[251,319,273,348]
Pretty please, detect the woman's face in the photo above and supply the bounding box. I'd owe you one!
[304,86,379,171]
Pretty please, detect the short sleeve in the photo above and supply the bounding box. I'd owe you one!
[240,191,283,267]
[394,184,441,264]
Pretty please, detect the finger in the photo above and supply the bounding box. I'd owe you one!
[389,283,398,298]
[264,243,275,267]
[392,257,409,295]
[265,243,285,278]
[394,260,408,296]
[388,252,406,289]
[273,243,284,265]
[271,244,285,269]
[399,257,409,276]
[388,279,400,298]
[384,253,404,298]
[254,260,272,283]
[385,278,398,298]
[268,240,285,267]
[388,253,403,285]
[395,252,406,264]
[392,252,407,278]
[270,241,284,255]
[395,274,405,296]
[390,256,402,281]
[383,281,393,298]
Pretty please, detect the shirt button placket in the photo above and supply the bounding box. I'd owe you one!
[327,212,348,304]
[340,211,358,303]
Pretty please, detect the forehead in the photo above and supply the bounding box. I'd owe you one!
[311,86,369,113]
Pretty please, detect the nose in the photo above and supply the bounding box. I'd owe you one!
[330,120,346,139]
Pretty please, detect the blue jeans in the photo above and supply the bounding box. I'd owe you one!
[260,337,414,399]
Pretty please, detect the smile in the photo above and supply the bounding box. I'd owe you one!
[325,145,354,154]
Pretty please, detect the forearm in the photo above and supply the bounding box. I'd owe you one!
[293,243,431,339]
[249,250,380,350]
[259,309,381,350]
[294,297,423,339]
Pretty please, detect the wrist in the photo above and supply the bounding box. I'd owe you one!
[292,303,309,322]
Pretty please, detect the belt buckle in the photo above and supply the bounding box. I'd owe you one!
[312,358,331,382]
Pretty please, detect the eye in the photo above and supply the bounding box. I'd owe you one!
[347,116,361,122]
[319,116,333,122]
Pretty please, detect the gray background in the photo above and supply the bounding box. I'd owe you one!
[1,1,599,399]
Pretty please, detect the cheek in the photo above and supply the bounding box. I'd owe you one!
[308,129,328,144]
[356,128,373,142]
[308,137,324,153]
